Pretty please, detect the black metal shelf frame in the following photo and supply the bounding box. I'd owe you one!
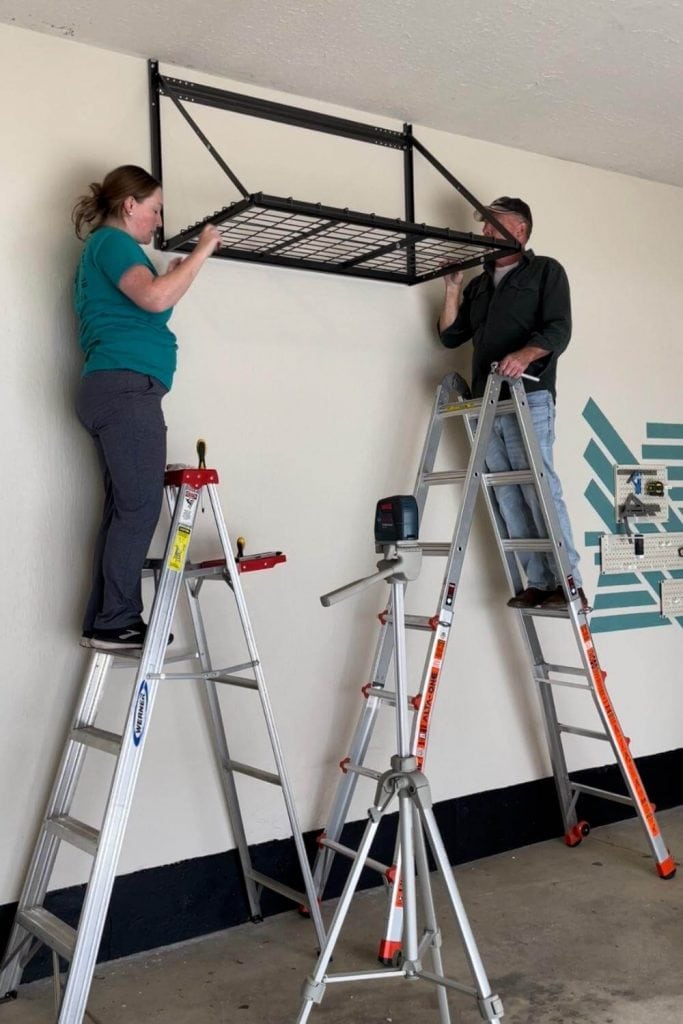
[148,59,519,285]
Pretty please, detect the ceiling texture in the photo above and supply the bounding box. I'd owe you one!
[2,0,683,187]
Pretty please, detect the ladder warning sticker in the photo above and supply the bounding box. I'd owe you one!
[179,488,199,526]
[168,525,191,571]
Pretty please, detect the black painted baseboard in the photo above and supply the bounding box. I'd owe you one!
[2,747,681,985]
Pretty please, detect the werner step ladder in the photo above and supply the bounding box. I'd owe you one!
[0,457,325,1022]
[313,367,675,963]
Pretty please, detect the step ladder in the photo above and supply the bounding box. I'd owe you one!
[0,460,325,1022]
[312,367,675,963]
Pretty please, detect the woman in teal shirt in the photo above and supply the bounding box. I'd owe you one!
[72,165,220,650]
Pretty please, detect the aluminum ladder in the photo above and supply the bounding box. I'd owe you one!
[0,462,325,1022]
[312,367,675,964]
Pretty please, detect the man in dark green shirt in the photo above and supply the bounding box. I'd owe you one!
[438,197,586,610]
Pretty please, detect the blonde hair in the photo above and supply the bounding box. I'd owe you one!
[71,165,160,239]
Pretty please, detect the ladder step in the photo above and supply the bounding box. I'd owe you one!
[535,663,590,690]
[558,724,610,742]
[16,907,76,962]
[71,725,122,756]
[45,815,100,856]
[422,470,466,486]
[570,782,635,807]
[225,760,281,786]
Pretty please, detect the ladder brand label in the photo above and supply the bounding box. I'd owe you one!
[132,680,149,747]
[168,525,192,571]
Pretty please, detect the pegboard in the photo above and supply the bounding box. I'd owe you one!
[600,532,683,574]
[614,464,668,524]
[661,580,683,617]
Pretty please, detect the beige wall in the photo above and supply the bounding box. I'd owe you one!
[1,22,682,901]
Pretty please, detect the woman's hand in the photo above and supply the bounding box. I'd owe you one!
[196,224,221,257]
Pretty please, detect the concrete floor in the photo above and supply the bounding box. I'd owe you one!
[3,807,683,1023]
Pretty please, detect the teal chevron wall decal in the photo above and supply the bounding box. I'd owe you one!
[582,400,683,633]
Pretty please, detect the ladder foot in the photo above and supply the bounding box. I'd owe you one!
[564,821,590,847]
[250,914,264,924]
[0,992,18,1004]
[656,856,677,880]
[377,938,401,966]
[298,904,311,918]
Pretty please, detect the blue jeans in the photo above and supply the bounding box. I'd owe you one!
[484,391,582,590]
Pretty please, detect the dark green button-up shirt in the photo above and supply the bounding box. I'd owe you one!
[439,249,572,400]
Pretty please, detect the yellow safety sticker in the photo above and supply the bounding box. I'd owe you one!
[168,525,191,572]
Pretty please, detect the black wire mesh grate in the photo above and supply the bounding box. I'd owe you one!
[164,194,516,285]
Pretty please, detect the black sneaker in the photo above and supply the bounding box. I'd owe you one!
[89,622,147,651]
[80,629,94,649]
[88,620,174,651]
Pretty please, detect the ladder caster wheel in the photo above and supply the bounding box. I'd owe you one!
[565,821,590,847]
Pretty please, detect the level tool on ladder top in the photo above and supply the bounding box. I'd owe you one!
[313,365,675,968]
[298,499,503,1024]
[0,444,324,1022]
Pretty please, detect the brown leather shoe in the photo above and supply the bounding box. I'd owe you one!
[507,587,549,608]
[541,586,590,611]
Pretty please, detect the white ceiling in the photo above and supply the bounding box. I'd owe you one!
[2,0,683,187]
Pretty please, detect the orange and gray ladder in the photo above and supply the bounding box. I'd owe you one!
[0,459,325,1022]
[312,367,676,963]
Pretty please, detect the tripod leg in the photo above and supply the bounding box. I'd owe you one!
[398,788,419,966]
[413,806,452,1024]
[297,809,385,1024]
[419,806,503,1024]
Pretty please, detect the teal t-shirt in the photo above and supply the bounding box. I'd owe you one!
[74,226,177,390]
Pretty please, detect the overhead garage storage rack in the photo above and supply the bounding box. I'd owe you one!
[148,60,520,285]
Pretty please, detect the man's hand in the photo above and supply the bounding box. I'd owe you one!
[443,269,464,290]
[498,345,548,379]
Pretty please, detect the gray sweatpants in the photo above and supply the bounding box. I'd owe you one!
[76,370,168,631]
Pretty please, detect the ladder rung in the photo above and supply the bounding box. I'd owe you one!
[483,470,534,487]
[246,870,308,908]
[319,837,389,876]
[422,470,467,486]
[418,542,451,557]
[570,782,635,807]
[71,725,122,756]
[45,815,99,856]
[545,664,587,677]
[225,760,281,786]
[501,539,554,553]
[536,676,591,692]
[343,761,382,782]
[384,614,436,631]
[558,724,610,742]
[438,397,517,419]
[16,907,76,962]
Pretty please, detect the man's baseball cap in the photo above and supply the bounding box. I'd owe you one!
[474,196,532,231]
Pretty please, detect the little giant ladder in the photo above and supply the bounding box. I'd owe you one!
[313,367,676,968]
[0,463,325,1022]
